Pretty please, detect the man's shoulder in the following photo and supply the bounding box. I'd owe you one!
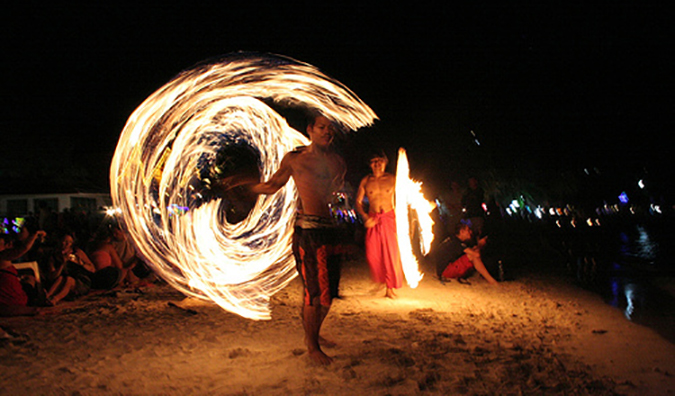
[286,146,307,158]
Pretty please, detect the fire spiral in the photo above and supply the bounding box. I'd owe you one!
[110,53,377,320]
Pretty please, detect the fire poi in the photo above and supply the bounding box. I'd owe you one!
[110,52,433,320]
[395,148,435,288]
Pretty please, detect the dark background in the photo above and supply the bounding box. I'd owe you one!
[2,2,672,208]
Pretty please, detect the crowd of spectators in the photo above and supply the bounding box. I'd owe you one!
[0,208,155,316]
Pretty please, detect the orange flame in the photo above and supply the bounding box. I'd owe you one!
[110,53,376,320]
[395,148,435,288]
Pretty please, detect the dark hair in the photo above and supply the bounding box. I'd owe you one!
[454,221,471,236]
[306,110,324,127]
[367,149,388,163]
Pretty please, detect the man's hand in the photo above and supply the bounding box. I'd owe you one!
[364,217,378,228]
[215,175,259,193]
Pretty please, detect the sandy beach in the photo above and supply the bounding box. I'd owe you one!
[2,253,674,396]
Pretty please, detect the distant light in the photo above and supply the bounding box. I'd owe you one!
[618,192,629,204]
[105,207,121,217]
[534,207,544,219]
[638,179,645,189]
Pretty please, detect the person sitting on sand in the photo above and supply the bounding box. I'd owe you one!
[434,222,499,285]
[355,150,404,298]
[0,230,47,316]
[43,231,96,305]
[87,228,127,290]
[109,222,155,285]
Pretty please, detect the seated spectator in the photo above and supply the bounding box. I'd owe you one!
[0,230,47,316]
[87,228,126,289]
[434,222,499,285]
[110,222,155,285]
[14,217,47,263]
[44,231,95,305]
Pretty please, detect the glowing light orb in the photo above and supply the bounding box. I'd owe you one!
[395,148,435,288]
[110,53,376,320]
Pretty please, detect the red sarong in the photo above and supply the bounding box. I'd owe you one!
[365,210,403,289]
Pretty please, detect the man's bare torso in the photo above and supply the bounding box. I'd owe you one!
[361,173,395,213]
[289,147,346,218]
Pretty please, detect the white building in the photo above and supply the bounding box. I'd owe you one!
[0,192,111,217]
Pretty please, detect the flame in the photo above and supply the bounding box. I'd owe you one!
[110,53,377,320]
[395,148,435,288]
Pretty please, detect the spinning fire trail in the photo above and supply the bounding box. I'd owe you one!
[110,53,432,320]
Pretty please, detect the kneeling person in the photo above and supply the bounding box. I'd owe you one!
[436,222,499,285]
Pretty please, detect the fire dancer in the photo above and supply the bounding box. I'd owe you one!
[355,151,403,298]
[435,222,499,285]
[227,113,345,365]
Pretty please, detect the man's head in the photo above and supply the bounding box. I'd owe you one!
[368,151,388,175]
[306,114,335,148]
[454,222,472,242]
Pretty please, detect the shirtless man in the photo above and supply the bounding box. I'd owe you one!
[239,113,345,365]
[355,152,404,298]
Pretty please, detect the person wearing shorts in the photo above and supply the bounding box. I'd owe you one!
[293,214,342,307]
[227,113,346,365]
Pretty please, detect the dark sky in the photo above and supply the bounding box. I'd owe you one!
[3,3,673,197]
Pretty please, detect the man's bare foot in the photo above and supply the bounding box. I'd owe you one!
[319,335,337,348]
[385,288,397,299]
[308,348,333,365]
[305,335,337,348]
[370,283,385,295]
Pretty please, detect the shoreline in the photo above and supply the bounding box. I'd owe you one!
[2,257,674,395]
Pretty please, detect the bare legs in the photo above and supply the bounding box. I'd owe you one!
[466,248,500,285]
[46,276,76,305]
[303,302,332,365]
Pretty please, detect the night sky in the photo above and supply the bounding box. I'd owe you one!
[3,3,672,202]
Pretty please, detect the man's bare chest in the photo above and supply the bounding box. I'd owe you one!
[293,156,340,183]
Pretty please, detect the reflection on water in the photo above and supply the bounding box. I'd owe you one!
[608,278,642,321]
[556,220,675,343]
[618,225,659,263]
[598,222,674,342]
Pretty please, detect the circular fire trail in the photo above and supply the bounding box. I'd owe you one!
[110,53,377,320]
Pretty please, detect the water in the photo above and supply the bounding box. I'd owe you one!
[559,219,675,343]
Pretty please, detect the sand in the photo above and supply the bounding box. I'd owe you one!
[2,256,674,396]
